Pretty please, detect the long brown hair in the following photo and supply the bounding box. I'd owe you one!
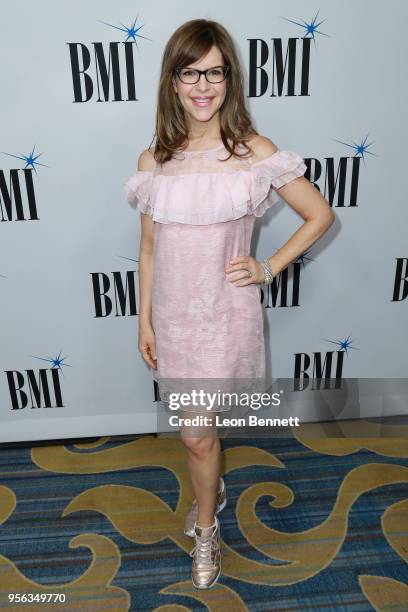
[150,19,259,164]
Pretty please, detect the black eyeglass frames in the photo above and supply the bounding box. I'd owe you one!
[174,65,230,84]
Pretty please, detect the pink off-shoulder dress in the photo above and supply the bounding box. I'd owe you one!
[124,141,307,412]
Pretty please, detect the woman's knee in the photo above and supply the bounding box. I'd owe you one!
[181,431,218,455]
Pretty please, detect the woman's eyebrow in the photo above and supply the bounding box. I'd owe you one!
[184,64,222,70]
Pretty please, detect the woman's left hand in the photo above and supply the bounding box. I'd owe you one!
[225,255,265,286]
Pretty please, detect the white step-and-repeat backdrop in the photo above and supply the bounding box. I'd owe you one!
[1,1,407,443]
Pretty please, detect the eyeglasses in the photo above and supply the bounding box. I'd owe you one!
[174,65,230,84]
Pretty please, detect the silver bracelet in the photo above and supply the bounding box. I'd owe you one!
[262,259,274,284]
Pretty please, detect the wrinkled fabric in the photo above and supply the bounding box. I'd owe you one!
[124,143,307,412]
[124,144,307,224]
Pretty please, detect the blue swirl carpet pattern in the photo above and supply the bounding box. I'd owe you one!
[0,422,408,610]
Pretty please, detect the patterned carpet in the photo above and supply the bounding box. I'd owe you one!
[0,422,408,611]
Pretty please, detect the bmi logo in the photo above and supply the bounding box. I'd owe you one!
[294,334,358,384]
[91,255,138,317]
[67,17,151,103]
[5,351,71,411]
[0,145,48,222]
[247,9,329,97]
[392,258,408,302]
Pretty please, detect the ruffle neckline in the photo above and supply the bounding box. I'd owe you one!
[124,149,307,225]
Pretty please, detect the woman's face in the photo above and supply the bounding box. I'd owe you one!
[172,45,228,128]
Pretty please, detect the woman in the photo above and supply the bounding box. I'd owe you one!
[125,19,334,589]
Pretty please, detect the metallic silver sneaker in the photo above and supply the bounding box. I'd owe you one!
[189,515,221,589]
[184,476,227,538]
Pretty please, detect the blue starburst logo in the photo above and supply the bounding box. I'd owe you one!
[280,8,330,45]
[1,144,50,176]
[31,350,73,377]
[98,15,152,46]
[117,255,139,271]
[294,249,314,268]
[323,334,359,356]
[333,134,377,164]
[117,255,138,264]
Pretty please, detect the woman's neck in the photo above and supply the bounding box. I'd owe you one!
[186,114,221,145]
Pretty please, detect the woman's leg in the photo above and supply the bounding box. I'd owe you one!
[180,414,221,527]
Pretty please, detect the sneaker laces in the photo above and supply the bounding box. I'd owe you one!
[189,530,219,564]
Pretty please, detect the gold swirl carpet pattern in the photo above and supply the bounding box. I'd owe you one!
[0,421,407,610]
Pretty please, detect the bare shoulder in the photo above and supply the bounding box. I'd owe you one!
[247,134,279,163]
[137,147,156,172]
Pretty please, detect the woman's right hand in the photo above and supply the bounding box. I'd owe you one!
[138,320,157,369]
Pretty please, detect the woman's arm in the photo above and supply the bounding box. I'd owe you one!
[137,148,156,325]
[252,135,335,277]
[267,176,335,277]
[137,149,157,368]
[225,135,335,286]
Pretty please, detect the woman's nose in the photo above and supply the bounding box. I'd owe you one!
[196,73,211,90]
